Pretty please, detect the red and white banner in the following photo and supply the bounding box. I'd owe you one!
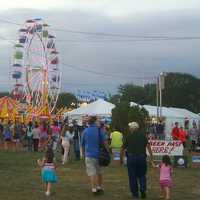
[149,140,183,156]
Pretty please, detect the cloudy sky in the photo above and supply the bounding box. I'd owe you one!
[0,0,200,94]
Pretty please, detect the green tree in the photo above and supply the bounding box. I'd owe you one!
[112,72,200,113]
[117,83,156,105]
[112,101,149,134]
[112,101,130,133]
[56,92,77,109]
[0,92,10,98]
[118,84,146,104]
[144,83,156,105]
[162,73,200,112]
[109,94,121,105]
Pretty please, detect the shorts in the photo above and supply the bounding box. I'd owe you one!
[5,138,11,142]
[85,157,102,176]
[52,135,60,142]
[160,179,172,188]
[112,148,121,161]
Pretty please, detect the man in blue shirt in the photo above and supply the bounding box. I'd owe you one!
[81,116,108,195]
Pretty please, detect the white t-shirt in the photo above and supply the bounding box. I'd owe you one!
[32,128,40,139]
[62,131,74,142]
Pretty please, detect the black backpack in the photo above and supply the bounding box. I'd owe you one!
[98,128,111,167]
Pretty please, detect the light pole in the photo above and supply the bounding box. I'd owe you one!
[156,76,159,119]
[158,72,165,118]
[156,72,165,119]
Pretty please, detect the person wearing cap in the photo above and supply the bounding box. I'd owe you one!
[122,122,154,199]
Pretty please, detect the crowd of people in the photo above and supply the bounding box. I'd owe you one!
[33,116,174,200]
[0,119,83,159]
[1,117,198,199]
[148,120,200,152]
[171,121,200,150]
[149,121,165,139]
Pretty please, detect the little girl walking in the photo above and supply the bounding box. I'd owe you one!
[152,155,173,200]
[37,148,58,196]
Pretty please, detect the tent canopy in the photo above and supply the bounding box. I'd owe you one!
[143,105,200,120]
[168,107,200,119]
[66,99,115,117]
[142,104,200,138]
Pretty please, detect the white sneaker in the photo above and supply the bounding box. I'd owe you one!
[92,188,97,193]
[45,191,50,196]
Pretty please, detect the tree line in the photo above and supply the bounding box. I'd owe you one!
[110,72,200,113]
[0,72,200,113]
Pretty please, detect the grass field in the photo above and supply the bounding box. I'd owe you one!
[0,151,199,200]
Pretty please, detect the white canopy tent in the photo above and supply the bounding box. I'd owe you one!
[143,105,200,138]
[65,99,115,120]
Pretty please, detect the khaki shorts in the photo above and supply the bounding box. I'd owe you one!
[85,157,102,176]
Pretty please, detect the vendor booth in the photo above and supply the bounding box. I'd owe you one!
[64,99,115,122]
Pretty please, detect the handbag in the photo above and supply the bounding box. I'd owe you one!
[98,128,111,167]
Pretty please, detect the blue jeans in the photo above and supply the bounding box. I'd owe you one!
[73,139,80,160]
[27,137,33,151]
[52,135,60,151]
[127,154,147,197]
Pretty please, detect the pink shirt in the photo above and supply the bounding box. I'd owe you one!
[51,126,60,136]
[39,126,48,138]
[160,163,172,181]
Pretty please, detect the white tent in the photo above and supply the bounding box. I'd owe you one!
[168,107,200,119]
[65,99,115,119]
[143,105,182,118]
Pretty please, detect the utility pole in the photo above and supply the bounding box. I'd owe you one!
[159,76,162,118]
[156,76,159,119]
[159,72,165,119]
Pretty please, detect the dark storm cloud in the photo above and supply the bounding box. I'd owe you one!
[0,8,200,93]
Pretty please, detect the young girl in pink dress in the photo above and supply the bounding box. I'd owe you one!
[153,155,173,200]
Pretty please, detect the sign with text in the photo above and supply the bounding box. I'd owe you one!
[192,156,200,163]
[149,140,183,156]
[191,152,200,168]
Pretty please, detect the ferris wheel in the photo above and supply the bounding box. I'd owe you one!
[11,18,61,113]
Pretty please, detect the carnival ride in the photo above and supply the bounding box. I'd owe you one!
[10,18,61,119]
[0,96,19,120]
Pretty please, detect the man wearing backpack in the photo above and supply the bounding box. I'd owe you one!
[81,116,109,195]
